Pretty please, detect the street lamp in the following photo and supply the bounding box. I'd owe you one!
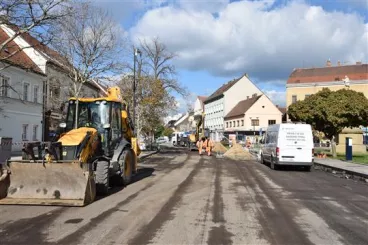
[133,47,141,136]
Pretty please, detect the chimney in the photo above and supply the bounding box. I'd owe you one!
[326,59,332,67]
[252,93,257,98]
[276,105,279,108]
[246,96,249,100]
[356,61,362,65]
[337,60,341,66]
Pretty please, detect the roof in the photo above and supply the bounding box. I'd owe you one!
[198,96,207,102]
[287,64,368,84]
[224,95,262,119]
[278,107,286,114]
[0,28,44,75]
[174,112,189,127]
[204,75,243,103]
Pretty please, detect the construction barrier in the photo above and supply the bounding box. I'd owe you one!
[0,137,12,164]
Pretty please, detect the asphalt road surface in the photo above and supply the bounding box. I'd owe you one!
[0,147,367,245]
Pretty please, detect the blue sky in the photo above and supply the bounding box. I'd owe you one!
[93,0,368,114]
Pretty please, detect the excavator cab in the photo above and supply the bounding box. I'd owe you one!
[0,87,139,206]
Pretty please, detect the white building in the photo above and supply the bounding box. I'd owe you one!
[204,74,262,141]
[224,94,283,142]
[1,24,102,142]
[0,28,45,151]
[193,96,207,116]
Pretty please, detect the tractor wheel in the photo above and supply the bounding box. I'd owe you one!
[96,160,109,195]
[119,149,134,185]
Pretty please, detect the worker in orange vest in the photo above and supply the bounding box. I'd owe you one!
[196,137,205,155]
[204,137,214,156]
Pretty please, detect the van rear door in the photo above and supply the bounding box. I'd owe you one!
[278,126,313,163]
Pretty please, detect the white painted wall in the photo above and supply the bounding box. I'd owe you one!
[193,98,203,115]
[224,75,262,114]
[224,95,282,132]
[0,65,45,152]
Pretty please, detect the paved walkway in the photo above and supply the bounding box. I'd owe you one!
[314,158,368,178]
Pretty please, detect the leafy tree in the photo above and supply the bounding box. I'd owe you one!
[163,127,174,137]
[154,125,165,138]
[288,88,368,157]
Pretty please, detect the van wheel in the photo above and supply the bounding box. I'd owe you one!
[271,157,278,170]
[304,166,312,172]
[260,154,264,164]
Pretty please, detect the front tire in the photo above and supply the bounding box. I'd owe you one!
[119,149,134,185]
[96,160,109,195]
[270,156,278,170]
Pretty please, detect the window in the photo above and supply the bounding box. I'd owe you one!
[251,119,259,126]
[23,83,29,101]
[237,120,239,127]
[241,120,244,126]
[268,120,276,125]
[0,75,9,97]
[33,85,39,103]
[22,124,28,140]
[226,122,228,128]
[233,121,236,127]
[230,121,232,127]
[33,125,38,141]
[292,95,297,104]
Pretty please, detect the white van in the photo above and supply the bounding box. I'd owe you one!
[259,123,314,171]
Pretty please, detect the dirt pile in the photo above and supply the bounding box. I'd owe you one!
[223,143,254,160]
[212,142,228,154]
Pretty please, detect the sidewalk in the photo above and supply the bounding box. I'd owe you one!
[314,158,368,179]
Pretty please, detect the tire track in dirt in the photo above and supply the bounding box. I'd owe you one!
[128,157,204,245]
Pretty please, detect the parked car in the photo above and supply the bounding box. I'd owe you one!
[259,123,314,171]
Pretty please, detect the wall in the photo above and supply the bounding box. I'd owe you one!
[286,81,368,108]
[204,97,224,131]
[0,65,44,152]
[193,98,203,115]
[224,75,262,115]
[224,95,282,132]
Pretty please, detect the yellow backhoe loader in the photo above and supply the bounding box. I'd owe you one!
[188,112,209,151]
[0,86,140,206]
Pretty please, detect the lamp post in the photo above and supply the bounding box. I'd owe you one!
[132,47,141,136]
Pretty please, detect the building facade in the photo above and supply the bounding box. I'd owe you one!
[286,61,368,109]
[0,28,46,151]
[286,61,368,148]
[193,96,207,116]
[1,24,103,142]
[224,94,283,142]
[204,74,262,141]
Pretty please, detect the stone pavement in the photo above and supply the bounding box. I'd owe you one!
[314,158,368,178]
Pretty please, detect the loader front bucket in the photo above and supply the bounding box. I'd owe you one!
[0,161,96,207]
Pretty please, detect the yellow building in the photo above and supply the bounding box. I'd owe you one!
[286,61,368,153]
[286,61,368,108]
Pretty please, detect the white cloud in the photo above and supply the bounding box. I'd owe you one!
[130,0,368,81]
[264,90,286,107]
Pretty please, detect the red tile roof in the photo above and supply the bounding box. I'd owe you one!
[0,28,44,75]
[198,95,207,102]
[224,95,262,119]
[287,64,368,84]
[278,107,286,114]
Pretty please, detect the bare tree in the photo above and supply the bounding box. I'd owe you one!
[0,0,73,64]
[139,37,188,96]
[50,2,125,127]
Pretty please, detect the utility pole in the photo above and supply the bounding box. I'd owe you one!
[132,47,141,136]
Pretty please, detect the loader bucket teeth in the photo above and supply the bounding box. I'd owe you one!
[0,161,96,207]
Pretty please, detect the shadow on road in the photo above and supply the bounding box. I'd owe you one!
[96,167,155,200]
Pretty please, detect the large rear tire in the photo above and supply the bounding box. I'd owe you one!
[96,160,109,195]
[119,149,134,185]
